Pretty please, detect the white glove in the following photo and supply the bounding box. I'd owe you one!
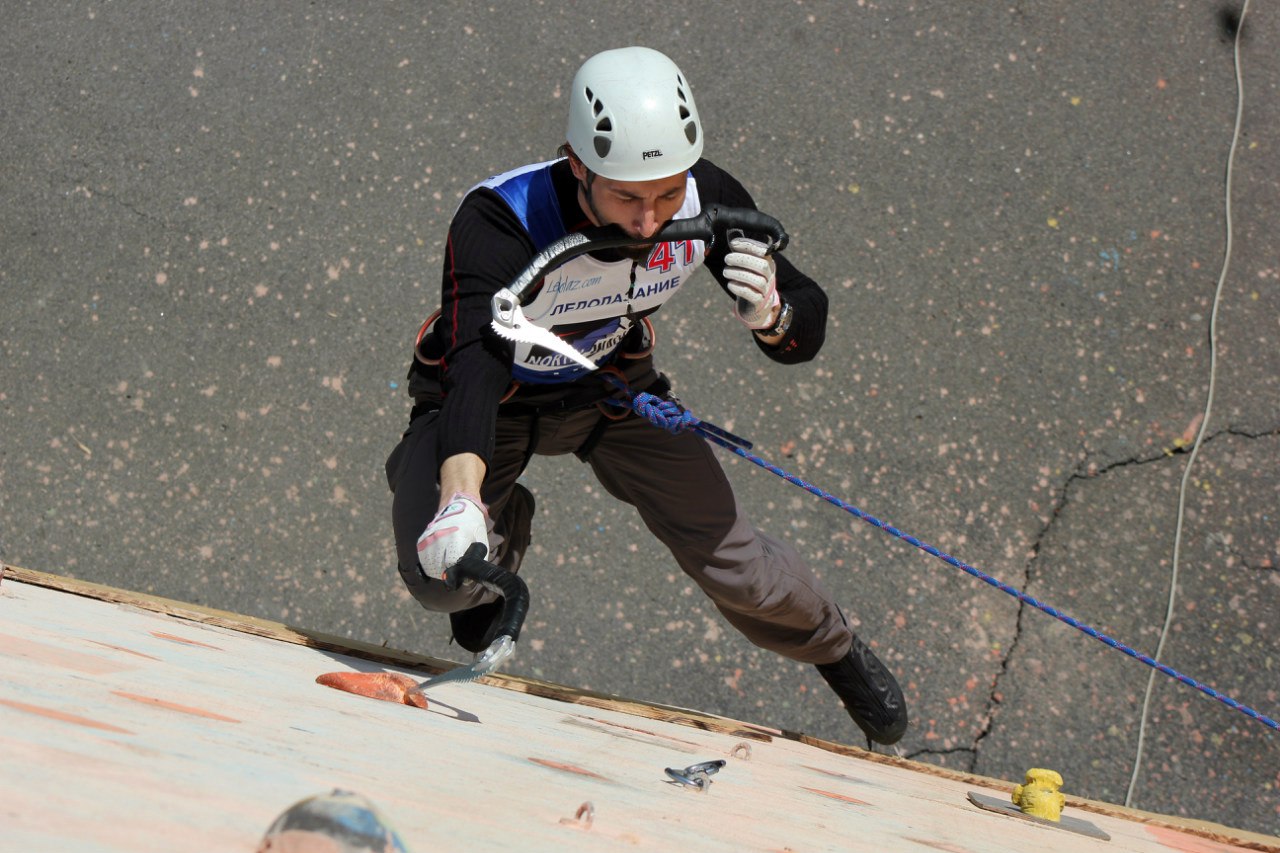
[724,236,780,329]
[416,492,491,580]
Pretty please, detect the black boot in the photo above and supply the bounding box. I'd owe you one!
[449,598,505,654]
[449,483,535,654]
[815,633,908,745]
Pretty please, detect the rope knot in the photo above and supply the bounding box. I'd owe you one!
[632,392,700,434]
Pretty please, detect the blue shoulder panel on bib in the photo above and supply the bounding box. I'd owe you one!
[485,162,566,251]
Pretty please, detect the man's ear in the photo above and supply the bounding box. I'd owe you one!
[565,149,588,182]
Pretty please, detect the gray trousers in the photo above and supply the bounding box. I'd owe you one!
[387,404,853,665]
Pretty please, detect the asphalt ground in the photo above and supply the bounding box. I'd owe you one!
[3,0,1277,837]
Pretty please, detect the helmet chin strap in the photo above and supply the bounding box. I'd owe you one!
[577,171,606,227]
[564,146,613,233]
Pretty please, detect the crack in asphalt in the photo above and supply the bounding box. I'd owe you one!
[1209,531,1277,573]
[51,164,166,227]
[907,745,976,763]
[967,423,1279,771]
[84,185,167,226]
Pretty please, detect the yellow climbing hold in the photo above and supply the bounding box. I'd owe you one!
[1012,768,1066,821]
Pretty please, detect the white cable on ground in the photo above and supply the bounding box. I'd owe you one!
[1124,0,1250,809]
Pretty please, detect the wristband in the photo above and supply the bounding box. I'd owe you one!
[755,301,793,338]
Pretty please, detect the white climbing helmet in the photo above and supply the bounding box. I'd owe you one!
[566,46,703,182]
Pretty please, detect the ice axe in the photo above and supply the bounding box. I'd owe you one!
[408,543,530,694]
[489,205,788,369]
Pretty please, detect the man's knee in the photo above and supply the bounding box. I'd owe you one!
[492,482,536,574]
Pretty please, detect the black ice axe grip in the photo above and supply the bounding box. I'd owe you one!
[505,205,789,302]
[443,543,530,643]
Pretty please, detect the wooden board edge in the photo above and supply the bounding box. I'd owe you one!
[6,562,1278,852]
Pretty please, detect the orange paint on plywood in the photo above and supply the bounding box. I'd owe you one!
[0,632,134,674]
[802,764,866,783]
[111,691,241,723]
[1145,824,1258,852]
[150,631,223,650]
[801,786,871,806]
[905,839,981,853]
[528,757,611,781]
[85,640,163,661]
[0,698,133,734]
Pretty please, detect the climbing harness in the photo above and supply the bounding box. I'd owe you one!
[604,380,1280,734]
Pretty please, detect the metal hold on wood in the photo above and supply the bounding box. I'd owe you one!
[664,759,727,792]
[664,767,709,792]
[967,792,1111,841]
[558,801,594,830]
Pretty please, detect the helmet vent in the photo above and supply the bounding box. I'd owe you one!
[677,81,694,143]
[593,136,611,159]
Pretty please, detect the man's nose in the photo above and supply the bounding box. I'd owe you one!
[635,203,660,238]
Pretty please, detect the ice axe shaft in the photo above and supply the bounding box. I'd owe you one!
[409,544,529,694]
[490,206,788,358]
[500,205,788,304]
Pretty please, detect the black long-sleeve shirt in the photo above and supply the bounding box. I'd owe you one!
[413,157,828,465]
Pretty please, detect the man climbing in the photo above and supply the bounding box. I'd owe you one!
[385,46,908,745]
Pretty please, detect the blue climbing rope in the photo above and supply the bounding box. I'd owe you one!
[609,386,1280,733]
